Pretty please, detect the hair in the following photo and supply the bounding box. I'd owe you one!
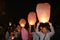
[38,23,50,31]
[31,25,35,32]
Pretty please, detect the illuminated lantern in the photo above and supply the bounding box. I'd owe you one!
[28,12,36,25]
[9,22,12,26]
[36,3,50,23]
[19,18,26,27]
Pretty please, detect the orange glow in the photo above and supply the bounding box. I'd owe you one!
[19,19,26,27]
[12,36,14,40]
[36,3,50,23]
[29,21,33,25]
[28,12,36,25]
[20,24,25,27]
[40,27,42,29]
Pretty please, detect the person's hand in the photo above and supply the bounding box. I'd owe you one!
[48,22,53,28]
[37,22,40,26]
[29,25,31,28]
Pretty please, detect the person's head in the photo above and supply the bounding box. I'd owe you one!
[16,25,21,32]
[39,23,50,33]
[41,27,49,33]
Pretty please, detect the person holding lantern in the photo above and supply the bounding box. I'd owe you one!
[35,3,55,40]
[5,22,15,40]
[28,25,40,40]
[36,22,55,40]
[5,29,15,40]
[28,11,39,40]
[15,19,28,40]
[14,25,22,40]
[19,18,28,40]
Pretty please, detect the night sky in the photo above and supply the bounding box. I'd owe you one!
[0,0,60,26]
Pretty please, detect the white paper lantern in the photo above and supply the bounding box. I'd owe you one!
[28,12,36,25]
[36,3,50,23]
[19,19,26,27]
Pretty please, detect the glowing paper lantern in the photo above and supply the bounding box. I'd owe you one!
[9,22,12,26]
[28,12,36,25]
[36,3,51,23]
[19,19,26,27]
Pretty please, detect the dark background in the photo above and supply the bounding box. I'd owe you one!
[0,0,60,40]
[0,0,60,26]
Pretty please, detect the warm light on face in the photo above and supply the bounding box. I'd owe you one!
[40,26,42,29]
[42,27,48,33]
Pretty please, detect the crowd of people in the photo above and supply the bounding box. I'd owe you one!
[2,20,54,40]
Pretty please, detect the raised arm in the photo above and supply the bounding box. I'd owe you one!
[48,22,55,36]
[35,22,41,35]
[36,22,40,31]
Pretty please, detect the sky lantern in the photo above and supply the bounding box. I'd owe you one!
[28,11,36,25]
[19,18,26,27]
[36,3,51,23]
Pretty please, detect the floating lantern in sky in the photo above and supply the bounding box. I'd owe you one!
[19,18,26,27]
[28,11,36,25]
[36,3,51,23]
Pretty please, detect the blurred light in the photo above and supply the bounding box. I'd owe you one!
[19,18,26,28]
[9,22,12,26]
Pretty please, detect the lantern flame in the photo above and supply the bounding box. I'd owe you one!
[40,18,48,23]
[29,21,33,25]
[21,24,25,27]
